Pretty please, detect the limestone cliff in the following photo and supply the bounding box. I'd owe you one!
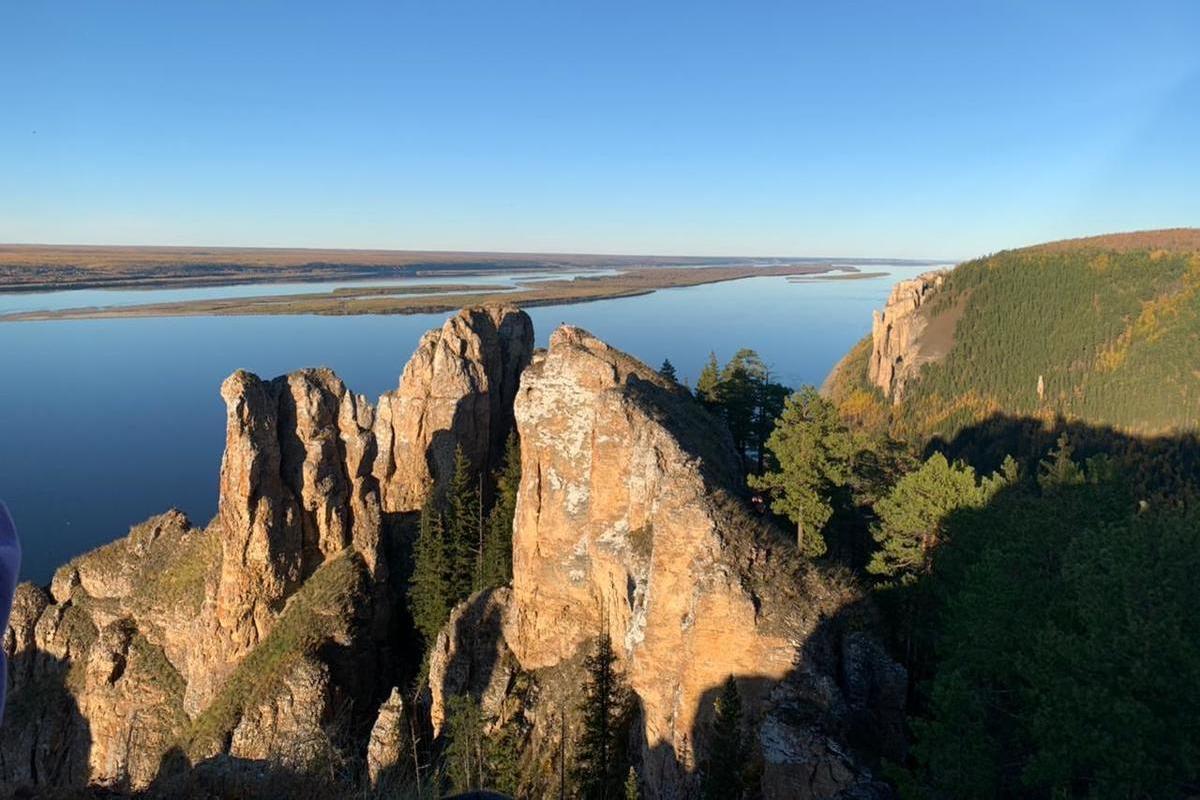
[430,326,905,799]
[868,270,946,401]
[373,305,533,513]
[204,367,383,711]
[0,306,529,795]
[3,307,902,799]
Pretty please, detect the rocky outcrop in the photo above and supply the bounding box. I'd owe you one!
[0,306,536,795]
[868,271,946,401]
[2,376,386,792]
[4,308,904,799]
[215,367,382,663]
[373,306,533,513]
[228,657,332,769]
[428,588,519,736]
[430,326,905,799]
[0,513,200,789]
[366,687,409,788]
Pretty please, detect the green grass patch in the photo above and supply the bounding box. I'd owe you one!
[181,550,365,757]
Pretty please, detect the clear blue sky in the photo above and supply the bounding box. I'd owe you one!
[2,1,1198,259]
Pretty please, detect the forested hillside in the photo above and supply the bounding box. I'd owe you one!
[829,230,1200,440]
[803,231,1200,797]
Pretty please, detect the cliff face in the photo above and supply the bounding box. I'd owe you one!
[868,270,946,401]
[3,307,901,799]
[430,326,905,799]
[373,305,533,513]
[508,328,802,777]
[204,367,383,711]
[1,306,531,794]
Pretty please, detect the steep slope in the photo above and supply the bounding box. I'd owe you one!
[430,326,906,800]
[828,229,1200,440]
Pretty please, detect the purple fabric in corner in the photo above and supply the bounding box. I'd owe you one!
[0,502,20,721]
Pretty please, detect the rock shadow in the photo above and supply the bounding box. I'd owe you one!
[433,589,513,733]
[0,651,92,791]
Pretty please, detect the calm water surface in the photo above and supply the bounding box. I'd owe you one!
[0,265,937,580]
[0,269,619,316]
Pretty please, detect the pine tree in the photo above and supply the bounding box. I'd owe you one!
[478,432,520,591]
[696,352,721,406]
[748,386,855,557]
[445,445,482,602]
[658,358,678,382]
[868,452,986,582]
[702,676,747,800]
[409,496,450,645]
[574,633,633,800]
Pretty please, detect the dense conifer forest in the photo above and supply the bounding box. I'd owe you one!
[829,241,1200,439]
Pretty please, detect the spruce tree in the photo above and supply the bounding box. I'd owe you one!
[442,693,522,796]
[443,694,486,794]
[702,676,747,800]
[658,358,678,382]
[574,632,633,800]
[479,432,520,591]
[409,495,450,645]
[750,367,790,473]
[718,348,765,462]
[445,445,482,602]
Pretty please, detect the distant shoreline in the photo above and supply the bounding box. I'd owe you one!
[3,264,858,321]
[0,242,947,293]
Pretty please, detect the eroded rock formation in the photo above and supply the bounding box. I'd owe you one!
[366,687,409,789]
[4,307,903,799]
[430,326,905,799]
[868,270,946,401]
[210,367,382,699]
[1,308,529,794]
[373,305,533,513]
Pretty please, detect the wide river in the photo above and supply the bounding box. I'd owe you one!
[0,264,939,581]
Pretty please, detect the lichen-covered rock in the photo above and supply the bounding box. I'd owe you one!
[486,325,903,799]
[868,270,946,401]
[229,657,332,769]
[373,305,533,513]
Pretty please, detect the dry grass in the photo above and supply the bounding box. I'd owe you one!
[181,550,365,758]
[1018,227,1200,255]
